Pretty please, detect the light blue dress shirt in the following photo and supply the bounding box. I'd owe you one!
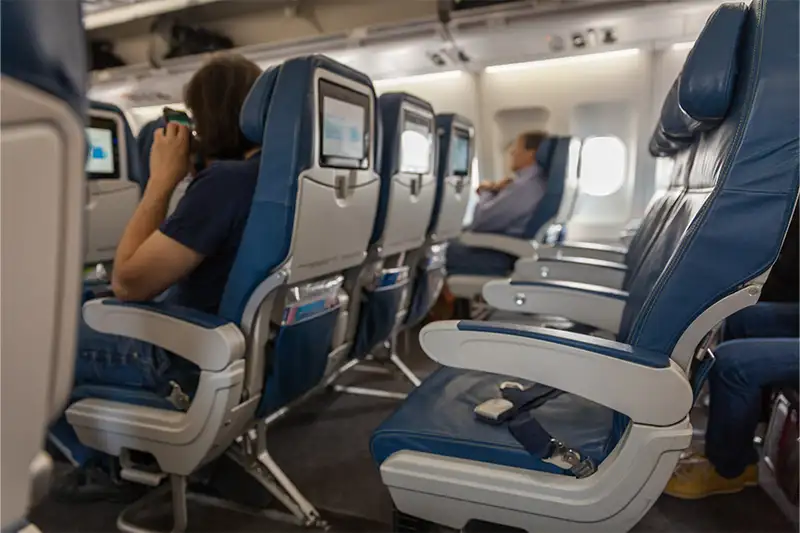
[470,164,546,238]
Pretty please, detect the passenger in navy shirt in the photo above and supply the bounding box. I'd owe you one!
[71,54,263,409]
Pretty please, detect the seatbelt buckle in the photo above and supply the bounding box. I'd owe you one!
[474,398,516,425]
[167,381,191,411]
[543,439,596,478]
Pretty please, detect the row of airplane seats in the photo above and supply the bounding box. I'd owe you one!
[5,10,486,528]
[369,1,798,531]
[6,0,796,531]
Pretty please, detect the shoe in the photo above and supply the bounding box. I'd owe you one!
[664,455,758,500]
[51,462,147,504]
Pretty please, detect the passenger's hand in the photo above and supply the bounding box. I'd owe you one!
[148,123,191,193]
[493,176,514,191]
[476,181,496,194]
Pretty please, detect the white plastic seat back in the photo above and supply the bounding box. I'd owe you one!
[369,92,437,257]
[0,0,87,527]
[85,101,141,265]
[430,113,475,243]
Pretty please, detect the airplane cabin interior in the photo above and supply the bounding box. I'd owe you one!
[1,0,798,532]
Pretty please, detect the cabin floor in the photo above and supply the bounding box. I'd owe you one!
[31,328,794,532]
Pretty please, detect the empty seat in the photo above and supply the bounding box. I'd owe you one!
[508,81,697,294]
[332,92,438,394]
[1,0,87,528]
[401,113,476,328]
[371,2,799,531]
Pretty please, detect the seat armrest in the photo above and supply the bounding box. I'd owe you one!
[419,320,692,426]
[458,232,537,259]
[83,299,246,371]
[483,279,628,334]
[537,241,627,262]
[513,257,627,289]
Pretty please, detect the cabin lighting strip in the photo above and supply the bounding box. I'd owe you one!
[485,48,640,74]
[373,70,463,87]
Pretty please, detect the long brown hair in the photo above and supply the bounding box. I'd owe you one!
[184,54,262,160]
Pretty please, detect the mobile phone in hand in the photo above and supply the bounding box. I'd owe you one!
[162,107,192,128]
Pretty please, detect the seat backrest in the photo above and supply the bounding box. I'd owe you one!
[0,0,87,526]
[430,113,475,243]
[523,136,573,240]
[134,116,164,191]
[85,101,141,265]
[369,92,437,257]
[541,137,582,244]
[220,55,380,324]
[621,81,698,288]
[620,0,799,371]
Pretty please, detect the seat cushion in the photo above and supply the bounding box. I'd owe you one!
[371,367,617,475]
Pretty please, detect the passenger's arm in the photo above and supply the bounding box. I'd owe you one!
[113,123,196,301]
[470,180,534,234]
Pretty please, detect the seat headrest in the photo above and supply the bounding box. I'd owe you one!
[678,2,748,132]
[240,65,281,144]
[1,0,87,118]
[535,137,557,172]
[649,78,694,157]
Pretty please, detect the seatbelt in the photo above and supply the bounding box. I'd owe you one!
[474,382,596,478]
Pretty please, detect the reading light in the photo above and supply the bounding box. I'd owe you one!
[373,70,463,87]
[671,41,696,51]
[485,48,640,74]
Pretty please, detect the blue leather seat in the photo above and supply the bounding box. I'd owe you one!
[134,117,165,192]
[348,92,438,360]
[524,83,696,291]
[401,114,476,328]
[372,366,615,474]
[65,55,381,531]
[372,2,798,530]
[1,0,87,527]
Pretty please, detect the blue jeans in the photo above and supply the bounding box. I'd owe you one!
[706,338,799,478]
[446,241,515,277]
[722,302,799,340]
[50,309,198,466]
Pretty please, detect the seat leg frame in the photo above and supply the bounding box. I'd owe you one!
[116,475,188,533]
[331,336,421,400]
[230,421,328,530]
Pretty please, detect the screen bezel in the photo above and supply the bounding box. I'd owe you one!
[86,115,121,181]
[317,79,371,170]
[450,126,472,177]
[399,109,434,176]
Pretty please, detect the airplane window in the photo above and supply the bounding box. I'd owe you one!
[655,157,675,192]
[579,136,626,196]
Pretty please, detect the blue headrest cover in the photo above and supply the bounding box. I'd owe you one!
[1,0,87,119]
[535,137,557,172]
[649,78,694,157]
[678,2,748,132]
[240,65,280,144]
